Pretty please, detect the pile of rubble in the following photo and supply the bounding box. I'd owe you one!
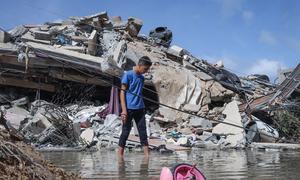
[0,11,299,153]
[0,126,79,179]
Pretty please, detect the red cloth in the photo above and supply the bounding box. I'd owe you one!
[98,86,120,118]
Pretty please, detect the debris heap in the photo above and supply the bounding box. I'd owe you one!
[0,11,299,154]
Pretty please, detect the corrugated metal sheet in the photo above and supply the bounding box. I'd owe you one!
[239,63,300,112]
[275,63,300,99]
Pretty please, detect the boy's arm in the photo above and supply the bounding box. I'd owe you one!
[120,84,128,122]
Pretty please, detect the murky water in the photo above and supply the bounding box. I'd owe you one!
[42,149,300,179]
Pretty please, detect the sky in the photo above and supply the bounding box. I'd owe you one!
[0,0,299,82]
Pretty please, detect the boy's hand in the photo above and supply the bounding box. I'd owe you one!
[120,112,128,123]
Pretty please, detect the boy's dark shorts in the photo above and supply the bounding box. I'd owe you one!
[118,109,148,147]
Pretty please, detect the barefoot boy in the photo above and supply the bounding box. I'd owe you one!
[118,56,152,157]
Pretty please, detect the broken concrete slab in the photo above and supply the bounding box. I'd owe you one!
[212,100,245,148]
[26,41,123,76]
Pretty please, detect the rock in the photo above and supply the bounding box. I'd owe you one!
[5,106,30,129]
[175,137,188,146]
[188,116,212,130]
[212,100,245,148]
[80,128,94,144]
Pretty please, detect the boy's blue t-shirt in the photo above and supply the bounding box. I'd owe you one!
[121,70,145,109]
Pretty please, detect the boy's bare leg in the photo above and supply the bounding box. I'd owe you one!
[118,146,125,157]
[143,146,149,157]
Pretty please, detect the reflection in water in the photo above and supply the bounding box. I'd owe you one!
[42,149,300,179]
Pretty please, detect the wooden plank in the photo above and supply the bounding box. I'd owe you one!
[127,135,191,151]
[0,76,55,92]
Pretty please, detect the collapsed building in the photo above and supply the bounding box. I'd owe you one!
[0,11,299,153]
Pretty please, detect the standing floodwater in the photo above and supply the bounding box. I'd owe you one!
[42,149,300,179]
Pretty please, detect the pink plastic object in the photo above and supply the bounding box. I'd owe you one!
[160,167,173,180]
[160,163,206,180]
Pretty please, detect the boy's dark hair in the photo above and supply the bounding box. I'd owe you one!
[138,56,152,66]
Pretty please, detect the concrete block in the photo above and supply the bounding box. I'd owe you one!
[126,17,143,37]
